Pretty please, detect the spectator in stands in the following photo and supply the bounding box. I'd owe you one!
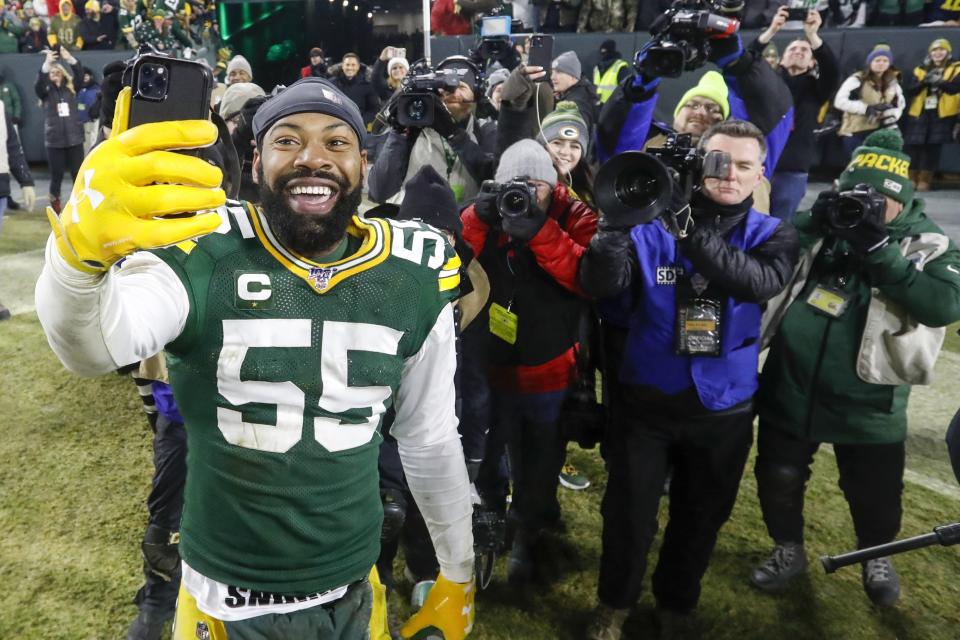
[750,129,960,608]
[903,38,960,192]
[36,47,84,214]
[219,82,265,203]
[135,10,189,56]
[579,119,799,640]
[76,66,98,153]
[816,0,868,27]
[462,139,598,585]
[79,0,116,49]
[368,56,495,204]
[486,66,509,112]
[0,70,21,129]
[538,0,581,32]
[540,101,594,206]
[50,0,82,50]
[19,1,39,21]
[19,15,46,51]
[592,39,632,106]
[371,46,409,102]
[550,51,597,140]
[762,42,779,69]
[117,0,140,49]
[300,46,327,79]
[431,0,471,36]
[225,54,252,85]
[752,7,838,221]
[0,2,24,53]
[834,44,904,159]
[577,0,635,33]
[923,0,960,24]
[875,0,924,25]
[0,100,36,321]
[331,52,380,128]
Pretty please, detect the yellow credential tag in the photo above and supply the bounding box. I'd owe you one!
[806,285,850,318]
[489,302,519,345]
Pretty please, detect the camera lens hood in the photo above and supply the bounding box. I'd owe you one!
[595,151,675,227]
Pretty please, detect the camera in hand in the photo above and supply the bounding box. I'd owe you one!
[824,183,887,231]
[481,179,538,220]
[640,0,742,78]
[595,133,730,227]
[396,67,462,128]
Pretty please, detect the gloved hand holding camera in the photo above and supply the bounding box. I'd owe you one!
[812,186,889,255]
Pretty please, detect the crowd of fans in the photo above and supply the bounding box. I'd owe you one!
[431,0,960,34]
[4,2,960,639]
[1,0,228,65]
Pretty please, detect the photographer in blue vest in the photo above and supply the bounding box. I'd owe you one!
[578,119,799,640]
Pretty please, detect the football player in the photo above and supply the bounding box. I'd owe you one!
[36,76,475,639]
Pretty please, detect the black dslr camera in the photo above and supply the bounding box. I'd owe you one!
[595,133,730,228]
[823,183,887,231]
[481,179,539,220]
[395,67,462,128]
[640,0,743,78]
[473,505,507,589]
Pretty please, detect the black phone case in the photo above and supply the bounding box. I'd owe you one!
[127,55,214,130]
[527,34,554,78]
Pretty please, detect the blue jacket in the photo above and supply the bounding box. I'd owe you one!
[597,51,794,178]
[76,83,100,124]
[620,209,781,410]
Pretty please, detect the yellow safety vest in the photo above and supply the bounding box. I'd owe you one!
[593,59,629,104]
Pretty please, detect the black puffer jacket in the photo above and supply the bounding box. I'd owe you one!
[579,193,800,304]
[556,77,598,138]
[35,61,84,149]
[331,66,381,126]
[1,109,34,199]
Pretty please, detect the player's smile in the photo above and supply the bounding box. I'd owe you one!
[285,176,341,215]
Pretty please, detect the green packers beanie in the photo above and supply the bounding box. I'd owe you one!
[838,128,914,204]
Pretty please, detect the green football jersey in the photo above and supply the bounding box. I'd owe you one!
[152,200,460,594]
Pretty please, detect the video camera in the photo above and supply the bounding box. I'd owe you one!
[480,179,539,220]
[822,183,887,232]
[395,66,462,128]
[594,133,730,228]
[472,15,523,69]
[640,0,742,78]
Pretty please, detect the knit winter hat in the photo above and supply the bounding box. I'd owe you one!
[538,101,589,151]
[866,44,894,67]
[226,55,253,81]
[552,51,582,79]
[486,67,509,98]
[396,165,463,236]
[674,71,730,120]
[929,38,952,54]
[599,39,619,58]
[218,81,266,121]
[387,57,409,74]
[496,139,558,185]
[838,129,913,205]
[309,47,323,57]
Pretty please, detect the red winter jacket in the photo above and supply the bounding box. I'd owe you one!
[431,0,472,36]
[461,182,598,393]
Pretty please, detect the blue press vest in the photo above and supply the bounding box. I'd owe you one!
[621,210,781,410]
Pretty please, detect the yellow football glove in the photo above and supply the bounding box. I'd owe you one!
[400,574,475,640]
[46,87,225,274]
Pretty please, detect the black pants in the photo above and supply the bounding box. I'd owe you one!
[755,421,904,549]
[597,389,754,613]
[906,143,942,173]
[47,144,84,199]
[134,414,187,616]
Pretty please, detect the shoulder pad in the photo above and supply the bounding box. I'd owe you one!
[381,217,461,296]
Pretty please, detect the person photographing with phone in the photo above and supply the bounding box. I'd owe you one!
[579,120,799,639]
[36,66,477,639]
[36,45,84,214]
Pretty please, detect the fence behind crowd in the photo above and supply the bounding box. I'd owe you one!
[5,27,960,168]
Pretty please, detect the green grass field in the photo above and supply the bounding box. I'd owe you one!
[2,211,960,639]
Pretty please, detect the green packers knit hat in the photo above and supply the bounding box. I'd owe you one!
[838,129,913,204]
[538,101,589,151]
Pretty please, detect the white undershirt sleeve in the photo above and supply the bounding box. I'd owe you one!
[391,303,475,584]
[35,235,191,376]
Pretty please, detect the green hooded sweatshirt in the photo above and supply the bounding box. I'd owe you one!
[758,199,960,444]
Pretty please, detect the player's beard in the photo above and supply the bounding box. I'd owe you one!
[257,166,363,258]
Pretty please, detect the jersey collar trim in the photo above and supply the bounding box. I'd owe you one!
[247,203,392,294]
